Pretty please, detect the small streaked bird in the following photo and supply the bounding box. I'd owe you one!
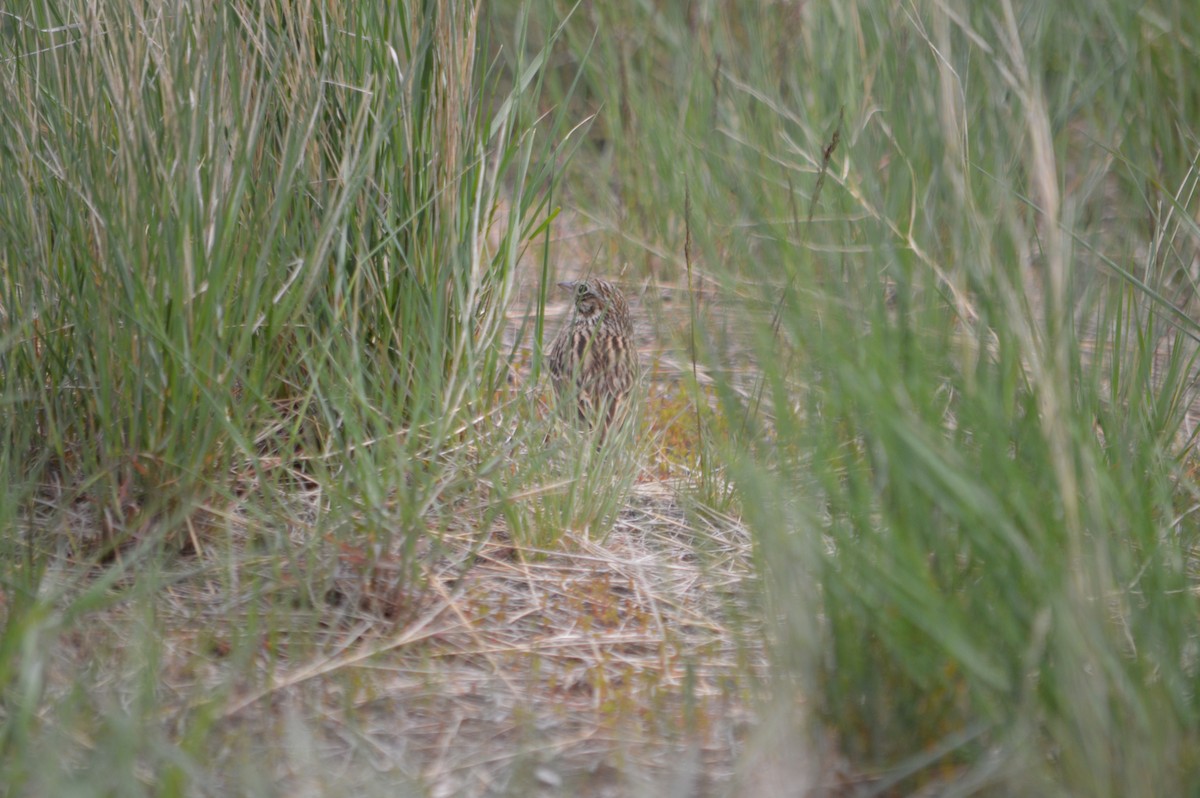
[547,278,638,437]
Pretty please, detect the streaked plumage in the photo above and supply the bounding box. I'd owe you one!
[547,278,638,435]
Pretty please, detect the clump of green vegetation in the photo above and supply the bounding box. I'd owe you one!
[0,1,585,792]
[532,0,1200,793]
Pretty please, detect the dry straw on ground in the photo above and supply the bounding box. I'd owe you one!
[31,477,766,796]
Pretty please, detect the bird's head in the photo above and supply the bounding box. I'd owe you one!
[558,279,628,326]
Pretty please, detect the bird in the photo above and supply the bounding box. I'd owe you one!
[547,278,639,437]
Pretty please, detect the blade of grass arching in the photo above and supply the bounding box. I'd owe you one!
[488,39,546,143]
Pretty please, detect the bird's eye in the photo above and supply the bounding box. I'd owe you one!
[576,283,589,298]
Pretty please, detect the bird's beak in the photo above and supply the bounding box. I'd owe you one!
[557,281,577,292]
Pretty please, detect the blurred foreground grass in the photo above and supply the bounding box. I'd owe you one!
[517,0,1200,793]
